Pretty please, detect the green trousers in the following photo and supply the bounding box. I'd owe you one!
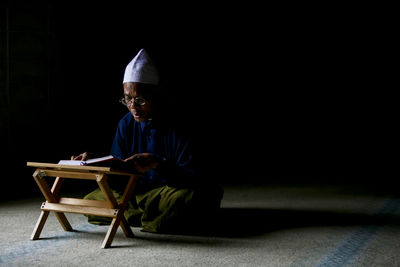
[83,185,222,233]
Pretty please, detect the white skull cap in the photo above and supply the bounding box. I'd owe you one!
[123,48,159,85]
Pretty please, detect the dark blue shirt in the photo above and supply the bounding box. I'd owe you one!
[110,112,196,192]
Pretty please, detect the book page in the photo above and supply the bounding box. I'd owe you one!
[84,155,115,165]
[58,160,84,166]
[58,155,118,166]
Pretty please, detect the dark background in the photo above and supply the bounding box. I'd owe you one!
[0,1,388,200]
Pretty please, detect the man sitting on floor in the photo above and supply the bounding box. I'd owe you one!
[71,48,223,234]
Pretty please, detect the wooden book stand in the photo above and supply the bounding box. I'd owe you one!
[26,162,141,248]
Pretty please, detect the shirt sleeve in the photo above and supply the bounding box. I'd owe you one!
[155,132,200,187]
[110,119,128,160]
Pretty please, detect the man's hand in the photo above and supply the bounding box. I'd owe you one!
[123,153,160,173]
[71,152,92,161]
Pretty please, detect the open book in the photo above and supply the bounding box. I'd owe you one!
[58,155,120,166]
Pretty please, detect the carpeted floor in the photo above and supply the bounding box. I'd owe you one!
[1,183,399,267]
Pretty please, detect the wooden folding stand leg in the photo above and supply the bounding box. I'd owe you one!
[27,163,140,248]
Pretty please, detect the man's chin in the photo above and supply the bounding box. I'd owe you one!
[131,110,151,122]
[133,115,147,122]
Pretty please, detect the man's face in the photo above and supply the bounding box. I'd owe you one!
[123,82,153,122]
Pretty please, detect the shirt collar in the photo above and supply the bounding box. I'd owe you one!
[140,118,153,131]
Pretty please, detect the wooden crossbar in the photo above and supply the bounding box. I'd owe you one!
[41,202,119,217]
[58,197,110,208]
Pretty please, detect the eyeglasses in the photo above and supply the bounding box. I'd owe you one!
[119,96,147,107]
